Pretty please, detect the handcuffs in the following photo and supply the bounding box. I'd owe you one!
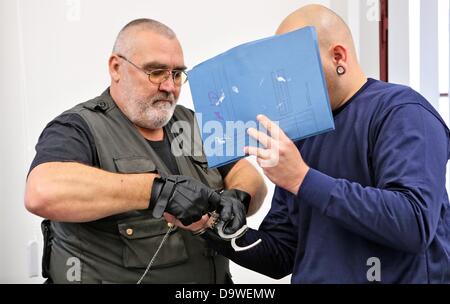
[193,211,262,252]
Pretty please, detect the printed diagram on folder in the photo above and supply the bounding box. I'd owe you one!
[188,26,335,168]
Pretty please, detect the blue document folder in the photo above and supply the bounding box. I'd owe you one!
[188,26,335,168]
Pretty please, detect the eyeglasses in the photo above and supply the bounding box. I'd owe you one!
[117,54,188,87]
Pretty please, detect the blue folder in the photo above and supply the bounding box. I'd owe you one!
[188,26,335,168]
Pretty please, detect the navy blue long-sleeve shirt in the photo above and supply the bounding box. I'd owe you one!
[207,79,450,283]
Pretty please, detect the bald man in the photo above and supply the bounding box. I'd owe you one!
[24,19,266,283]
[198,5,450,283]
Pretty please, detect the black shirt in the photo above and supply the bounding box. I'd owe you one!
[29,113,235,177]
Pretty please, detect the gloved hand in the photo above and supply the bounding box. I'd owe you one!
[151,175,221,226]
[217,189,251,235]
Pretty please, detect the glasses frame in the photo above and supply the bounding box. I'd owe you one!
[117,54,188,86]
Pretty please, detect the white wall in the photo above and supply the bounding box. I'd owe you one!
[389,0,410,86]
[0,0,380,284]
[389,0,441,109]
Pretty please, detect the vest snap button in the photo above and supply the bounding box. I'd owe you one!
[126,228,133,236]
[98,101,107,110]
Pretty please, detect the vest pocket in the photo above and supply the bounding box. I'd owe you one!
[118,217,188,269]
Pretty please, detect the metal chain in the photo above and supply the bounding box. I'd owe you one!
[136,224,174,284]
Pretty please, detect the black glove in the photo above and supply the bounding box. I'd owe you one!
[217,189,251,235]
[151,175,221,226]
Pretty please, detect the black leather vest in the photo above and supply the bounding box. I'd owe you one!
[47,89,230,283]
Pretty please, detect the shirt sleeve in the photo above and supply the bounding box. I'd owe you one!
[216,161,237,179]
[204,186,297,279]
[29,113,98,173]
[297,104,449,254]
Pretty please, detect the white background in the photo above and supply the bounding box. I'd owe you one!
[3,0,443,284]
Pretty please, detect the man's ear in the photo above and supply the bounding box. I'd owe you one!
[109,55,121,82]
[331,44,348,69]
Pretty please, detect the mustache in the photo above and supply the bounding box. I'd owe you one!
[150,93,176,104]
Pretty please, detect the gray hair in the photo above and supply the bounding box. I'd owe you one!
[112,18,176,55]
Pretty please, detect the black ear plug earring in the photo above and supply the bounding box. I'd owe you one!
[337,66,346,76]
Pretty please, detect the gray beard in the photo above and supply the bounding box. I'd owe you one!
[124,94,176,130]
